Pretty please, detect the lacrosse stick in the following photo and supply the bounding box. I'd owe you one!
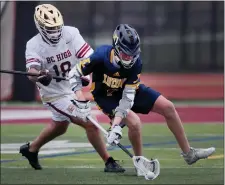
[0,69,68,81]
[87,115,160,180]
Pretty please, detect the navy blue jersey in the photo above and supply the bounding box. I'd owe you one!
[76,45,161,118]
[77,45,142,97]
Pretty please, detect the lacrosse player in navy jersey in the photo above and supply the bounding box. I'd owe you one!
[68,24,215,177]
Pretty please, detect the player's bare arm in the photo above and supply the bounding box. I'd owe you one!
[26,66,40,82]
[75,90,86,101]
[26,65,53,86]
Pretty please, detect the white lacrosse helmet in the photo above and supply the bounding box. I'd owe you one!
[34,4,64,46]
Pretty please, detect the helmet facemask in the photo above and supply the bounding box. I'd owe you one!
[114,45,139,69]
[35,19,63,46]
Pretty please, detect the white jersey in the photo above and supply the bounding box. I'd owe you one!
[25,26,93,102]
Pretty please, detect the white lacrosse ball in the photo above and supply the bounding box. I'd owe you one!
[145,171,155,180]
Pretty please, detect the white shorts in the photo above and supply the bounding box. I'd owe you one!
[43,95,78,122]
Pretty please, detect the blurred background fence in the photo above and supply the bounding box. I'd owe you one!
[48,1,224,73]
[1,1,224,102]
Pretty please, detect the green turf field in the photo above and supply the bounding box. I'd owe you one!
[1,123,224,184]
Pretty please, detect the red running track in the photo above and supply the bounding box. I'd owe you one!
[1,106,223,124]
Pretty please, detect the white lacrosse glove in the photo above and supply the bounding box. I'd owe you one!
[71,100,91,122]
[107,125,123,146]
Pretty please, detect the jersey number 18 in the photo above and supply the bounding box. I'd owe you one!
[53,61,71,82]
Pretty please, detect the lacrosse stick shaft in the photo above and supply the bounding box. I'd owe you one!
[87,116,108,135]
[87,115,133,158]
[0,69,68,81]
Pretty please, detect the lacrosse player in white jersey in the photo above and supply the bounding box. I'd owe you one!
[19,4,125,173]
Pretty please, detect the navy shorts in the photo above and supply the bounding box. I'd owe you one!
[94,84,161,118]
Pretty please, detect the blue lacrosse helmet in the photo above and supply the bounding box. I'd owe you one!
[112,24,141,69]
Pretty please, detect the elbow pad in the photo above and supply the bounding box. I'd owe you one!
[115,87,135,118]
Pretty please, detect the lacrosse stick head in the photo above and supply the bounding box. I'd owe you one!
[132,156,160,180]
